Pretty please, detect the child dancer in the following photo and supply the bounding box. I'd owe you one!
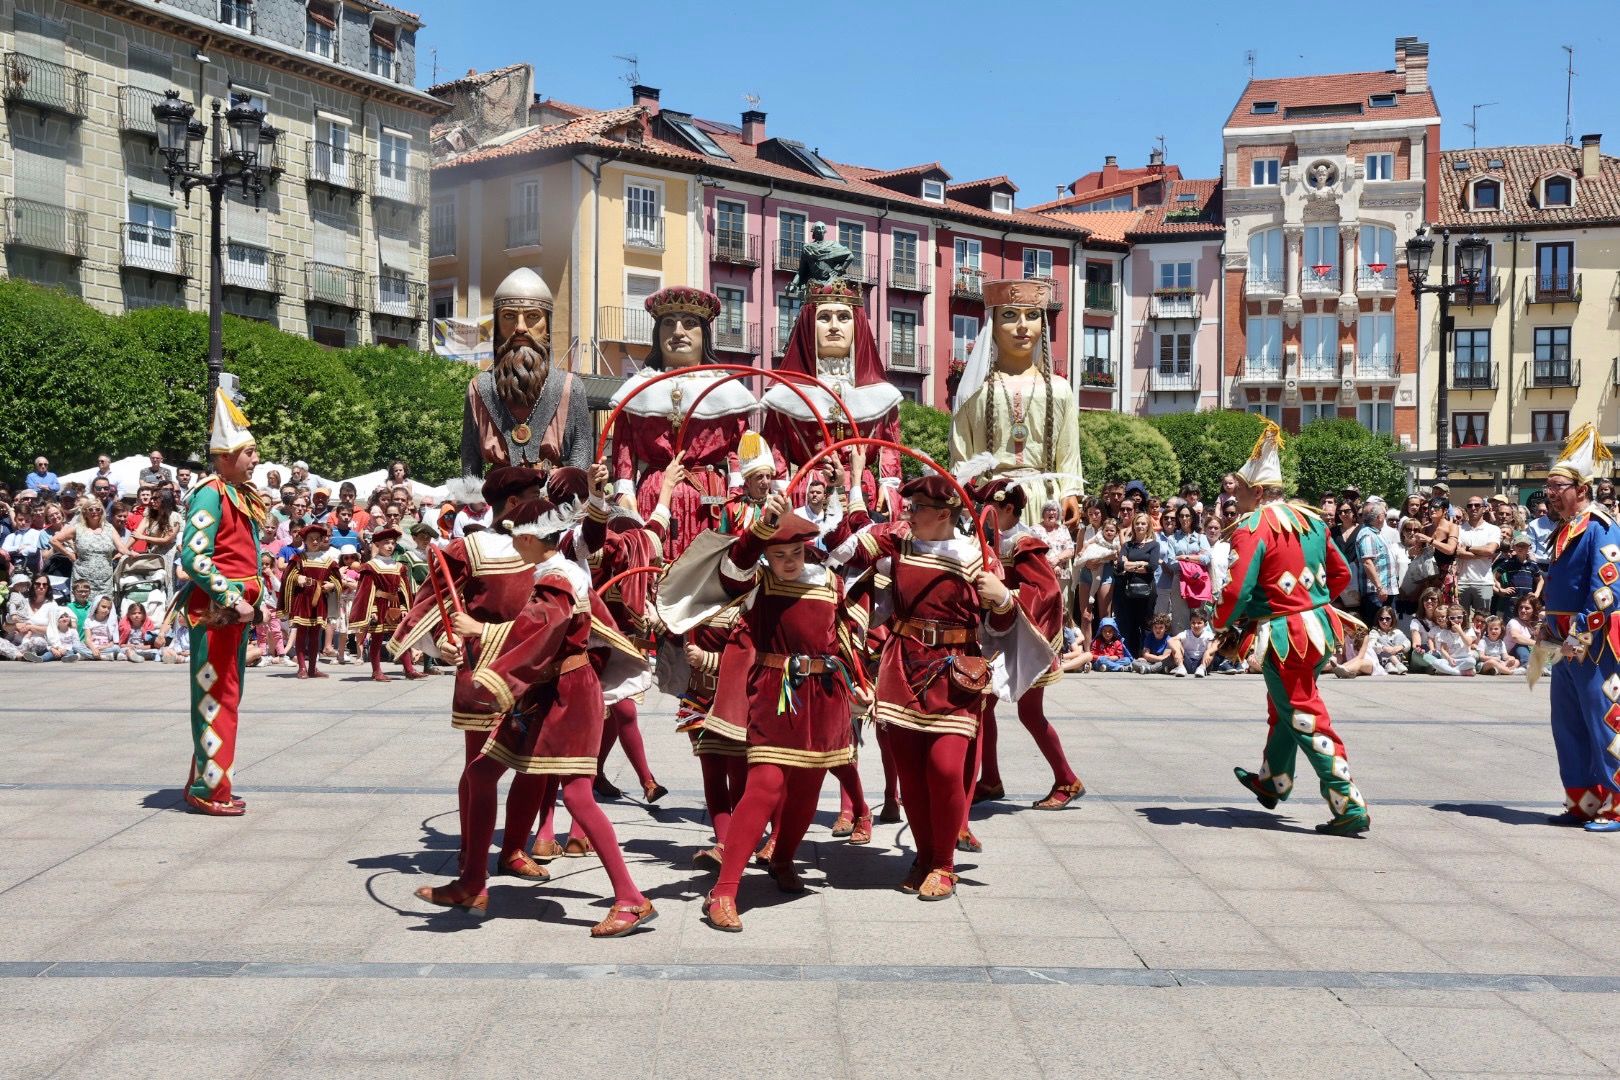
[350,527,417,682]
[280,523,338,679]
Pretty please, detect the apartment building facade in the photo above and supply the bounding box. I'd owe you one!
[1,0,443,347]
[1220,37,1440,444]
[1431,137,1620,475]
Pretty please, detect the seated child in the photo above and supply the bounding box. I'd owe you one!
[1132,613,1176,674]
[1476,615,1522,675]
[1090,616,1133,672]
[1174,608,1214,677]
[1368,605,1410,674]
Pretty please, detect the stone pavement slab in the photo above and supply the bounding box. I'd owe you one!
[0,665,1616,1078]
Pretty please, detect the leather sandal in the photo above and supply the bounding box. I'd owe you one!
[703,892,742,933]
[642,780,669,804]
[830,813,855,837]
[971,782,1005,805]
[414,884,489,916]
[692,844,724,871]
[769,862,806,894]
[752,834,776,866]
[917,868,959,901]
[955,828,983,854]
[590,899,656,938]
[848,814,873,846]
[563,836,596,858]
[497,851,551,881]
[877,800,903,824]
[1033,780,1086,810]
[898,860,927,894]
[530,838,565,862]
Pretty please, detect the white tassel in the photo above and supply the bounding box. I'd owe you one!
[445,476,485,506]
[951,452,998,485]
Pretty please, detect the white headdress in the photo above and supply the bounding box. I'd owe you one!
[955,279,1054,405]
[208,388,255,455]
[1236,419,1284,488]
[506,502,581,541]
[738,430,776,479]
[1549,422,1612,484]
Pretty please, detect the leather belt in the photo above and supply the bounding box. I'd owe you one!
[759,653,836,675]
[536,652,591,683]
[892,618,974,647]
[687,670,718,692]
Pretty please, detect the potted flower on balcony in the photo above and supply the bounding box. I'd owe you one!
[1311,263,1334,279]
[1081,369,1115,388]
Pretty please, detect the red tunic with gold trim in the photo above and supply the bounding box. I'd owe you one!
[578,497,669,647]
[348,556,413,634]
[279,550,339,628]
[686,604,745,754]
[829,517,1015,737]
[999,524,1064,691]
[608,369,755,560]
[704,524,860,768]
[388,530,534,732]
[470,554,648,775]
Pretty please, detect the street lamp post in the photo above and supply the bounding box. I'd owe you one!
[1405,226,1488,484]
[152,89,278,441]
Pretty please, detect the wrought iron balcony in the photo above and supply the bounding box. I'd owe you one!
[714,323,758,355]
[1148,290,1200,320]
[117,85,166,137]
[505,213,540,250]
[373,161,425,206]
[599,305,654,346]
[773,238,804,272]
[1083,281,1116,313]
[1148,364,1198,392]
[775,327,792,357]
[1451,360,1498,391]
[1529,273,1581,305]
[120,222,192,278]
[1244,269,1285,297]
[305,139,366,192]
[222,246,286,294]
[1240,356,1284,384]
[951,267,985,301]
[888,342,929,374]
[1296,355,1339,383]
[624,218,665,253]
[1026,274,1064,310]
[1529,356,1580,389]
[3,52,88,119]
[305,261,365,308]
[4,198,87,259]
[842,252,878,285]
[889,259,930,293]
[1352,353,1398,381]
[1078,359,1116,389]
[1355,264,1397,293]
[372,274,426,319]
[1300,264,1340,295]
[1454,271,1500,306]
[711,233,760,267]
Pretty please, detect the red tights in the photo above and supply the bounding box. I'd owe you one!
[975,689,1077,791]
[455,758,643,904]
[368,635,417,679]
[887,726,969,874]
[713,763,825,901]
[699,753,748,846]
[833,762,872,820]
[294,627,322,676]
[596,699,656,788]
[456,731,547,877]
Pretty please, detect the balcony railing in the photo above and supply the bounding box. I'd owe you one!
[3,52,88,119]
[1455,272,1500,306]
[120,222,192,278]
[775,327,792,357]
[1078,359,1116,389]
[888,342,929,374]
[1148,290,1201,320]
[773,238,805,272]
[222,246,286,294]
[1353,353,1398,381]
[1355,265,1397,293]
[890,259,930,293]
[1300,265,1340,295]
[1451,361,1498,391]
[430,225,457,260]
[1529,356,1580,389]
[372,274,426,319]
[714,322,758,355]
[711,233,760,267]
[841,252,878,285]
[1241,356,1284,383]
[599,305,654,346]
[1083,281,1116,313]
[5,198,87,258]
[1530,273,1581,304]
[1149,364,1198,392]
[503,212,540,250]
[625,219,665,253]
[117,85,165,137]
[305,139,366,192]
[951,267,985,301]
[305,261,365,308]
[373,162,425,206]
[1025,274,1064,310]
[1296,355,1338,383]
[1245,269,1284,297]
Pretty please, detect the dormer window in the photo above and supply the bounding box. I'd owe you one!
[991,191,1013,214]
[305,2,336,58]
[1368,93,1397,108]
[369,23,397,78]
[921,178,945,203]
[1543,175,1573,207]
[1470,178,1501,211]
[1250,100,1278,115]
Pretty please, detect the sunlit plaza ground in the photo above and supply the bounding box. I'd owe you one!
[2,665,1617,1078]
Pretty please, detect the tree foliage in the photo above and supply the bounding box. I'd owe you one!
[1148,409,1298,499]
[343,344,472,483]
[899,401,951,478]
[1078,411,1180,495]
[1289,418,1407,506]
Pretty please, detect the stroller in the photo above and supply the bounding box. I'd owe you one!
[112,553,173,624]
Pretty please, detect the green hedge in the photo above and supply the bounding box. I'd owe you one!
[1078,411,1180,495]
[899,401,951,479]
[1148,409,1299,499]
[1290,418,1407,506]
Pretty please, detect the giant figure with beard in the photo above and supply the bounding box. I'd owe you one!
[460,268,591,477]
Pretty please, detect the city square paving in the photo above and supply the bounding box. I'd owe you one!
[2,664,1617,1078]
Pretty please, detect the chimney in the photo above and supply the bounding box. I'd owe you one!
[1581,133,1602,179]
[741,109,766,146]
[1101,154,1119,186]
[1402,40,1429,95]
[631,84,660,116]
[1394,36,1413,75]
[1148,148,1164,169]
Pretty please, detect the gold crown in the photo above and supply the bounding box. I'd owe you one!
[807,278,864,308]
[982,278,1052,309]
[645,287,721,321]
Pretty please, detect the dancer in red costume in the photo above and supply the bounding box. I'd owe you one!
[348,527,420,682]
[416,498,656,936]
[608,287,754,560]
[685,496,865,931]
[827,468,1019,901]
[280,523,339,679]
[389,465,553,883]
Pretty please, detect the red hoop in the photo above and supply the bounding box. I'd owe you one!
[594,564,664,600]
[425,545,471,666]
[596,363,832,462]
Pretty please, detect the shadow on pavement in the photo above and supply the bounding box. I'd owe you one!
[1432,802,1557,826]
[140,788,186,810]
[1134,805,1316,834]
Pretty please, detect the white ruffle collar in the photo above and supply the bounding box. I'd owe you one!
[611,368,759,420]
[761,380,902,425]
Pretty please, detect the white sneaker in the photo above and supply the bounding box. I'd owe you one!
[61,653,80,663]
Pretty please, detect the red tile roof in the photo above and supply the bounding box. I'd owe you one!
[359,0,422,25]
[1226,70,1437,130]
[865,161,952,182]
[1027,165,1180,212]
[949,175,1018,193]
[1128,180,1224,239]
[1437,143,1620,228]
[1042,211,1140,248]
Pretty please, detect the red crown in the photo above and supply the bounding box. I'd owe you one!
[807,277,864,308]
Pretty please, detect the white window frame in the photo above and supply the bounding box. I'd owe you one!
[1357,401,1393,435]
[715,198,748,248]
[892,228,919,273]
[376,128,412,198]
[368,30,397,79]
[953,236,982,271]
[429,280,457,321]
[1301,315,1338,375]
[1300,401,1337,425]
[837,219,866,264]
[430,197,456,259]
[508,177,541,249]
[220,0,253,32]
[305,5,336,58]
[1248,402,1282,422]
[228,83,269,116]
[952,314,979,362]
[125,196,179,273]
[1157,260,1193,290]
[1541,175,1575,208]
[1022,247,1054,280]
[1470,178,1502,212]
[889,307,920,368]
[714,285,747,337]
[1364,153,1395,181]
[921,178,945,203]
[1251,158,1280,186]
[1157,331,1193,377]
[315,114,351,186]
[623,270,662,346]
[1247,315,1283,374]
[991,191,1014,214]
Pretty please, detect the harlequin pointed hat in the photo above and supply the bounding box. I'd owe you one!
[1549,421,1612,483]
[738,430,776,479]
[208,388,255,455]
[1236,419,1284,488]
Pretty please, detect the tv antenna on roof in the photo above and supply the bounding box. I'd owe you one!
[614,54,641,89]
[1562,45,1576,146]
[1465,103,1496,149]
[1245,49,1256,80]
[743,92,762,111]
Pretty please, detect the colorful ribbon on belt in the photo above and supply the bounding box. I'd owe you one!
[776,654,860,715]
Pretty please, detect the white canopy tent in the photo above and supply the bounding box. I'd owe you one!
[58,455,148,496]
[337,468,447,502]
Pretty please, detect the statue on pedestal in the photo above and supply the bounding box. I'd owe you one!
[787,221,853,299]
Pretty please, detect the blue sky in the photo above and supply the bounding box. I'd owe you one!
[410,1,1618,194]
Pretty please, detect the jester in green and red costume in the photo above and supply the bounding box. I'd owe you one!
[177,389,269,817]
[1214,421,1370,836]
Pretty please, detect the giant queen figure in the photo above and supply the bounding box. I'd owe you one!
[460,268,592,477]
